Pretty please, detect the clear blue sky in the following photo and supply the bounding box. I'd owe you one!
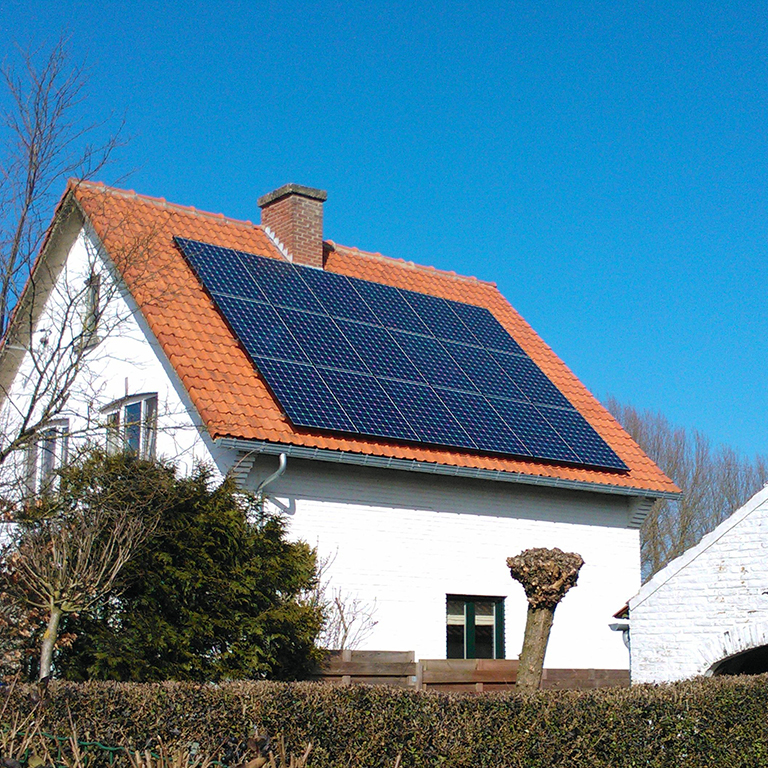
[2,1,766,457]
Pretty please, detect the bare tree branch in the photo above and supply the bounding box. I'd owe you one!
[606,396,768,579]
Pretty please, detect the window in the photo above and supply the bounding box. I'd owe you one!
[26,420,69,494]
[82,272,101,348]
[104,394,158,459]
[446,595,505,659]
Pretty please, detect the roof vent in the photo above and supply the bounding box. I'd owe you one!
[258,183,328,268]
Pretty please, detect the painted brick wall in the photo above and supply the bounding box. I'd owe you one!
[629,487,768,683]
[253,456,639,670]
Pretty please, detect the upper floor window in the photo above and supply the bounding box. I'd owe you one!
[104,394,158,459]
[82,272,102,348]
[25,419,69,494]
[446,595,505,659]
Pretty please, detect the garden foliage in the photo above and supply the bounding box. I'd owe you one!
[4,677,768,768]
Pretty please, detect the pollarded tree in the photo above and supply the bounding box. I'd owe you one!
[56,455,324,682]
[507,547,583,692]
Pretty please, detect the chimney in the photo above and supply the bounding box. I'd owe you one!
[258,183,328,268]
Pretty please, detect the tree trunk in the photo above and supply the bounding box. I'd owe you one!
[516,605,554,692]
[39,605,63,680]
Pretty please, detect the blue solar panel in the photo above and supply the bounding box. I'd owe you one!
[299,268,377,324]
[319,368,419,441]
[176,237,628,471]
[348,278,432,335]
[490,351,573,409]
[214,294,308,363]
[379,379,477,449]
[336,320,423,381]
[400,290,479,345]
[278,309,369,373]
[247,253,325,312]
[442,341,526,399]
[392,331,477,391]
[539,406,627,470]
[176,238,267,303]
[488,398,580,464]
[435,389,531,456]
[253,357,355,432]
[449,300,524,354]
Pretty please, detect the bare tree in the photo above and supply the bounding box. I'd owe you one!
[507,547,583,692]
[0,38,130,481]
[606,397,768,579]
[7,506,147,678]
[312,551,378,651]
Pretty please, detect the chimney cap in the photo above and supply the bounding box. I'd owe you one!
[258,183,328,208]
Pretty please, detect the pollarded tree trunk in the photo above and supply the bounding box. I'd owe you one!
[39,604,63,679]
[507,547,584,692]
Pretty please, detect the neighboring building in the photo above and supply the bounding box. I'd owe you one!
[629,485,768,683]
[0,180,679,670]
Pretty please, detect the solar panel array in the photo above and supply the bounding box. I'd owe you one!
[175,237,627,471]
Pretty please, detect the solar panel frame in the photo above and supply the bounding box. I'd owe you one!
[175,237,628,471]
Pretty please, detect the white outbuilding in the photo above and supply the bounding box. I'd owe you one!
[629,485,768,683]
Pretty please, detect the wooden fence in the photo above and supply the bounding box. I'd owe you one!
[313,650,629,692]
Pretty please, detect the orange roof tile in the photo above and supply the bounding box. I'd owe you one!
[70,180,679,497]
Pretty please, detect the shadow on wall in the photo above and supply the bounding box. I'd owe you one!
[247,456,634,529]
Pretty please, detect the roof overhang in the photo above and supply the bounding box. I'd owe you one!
[216,436,681,501]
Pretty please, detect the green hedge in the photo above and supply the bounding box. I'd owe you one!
[4,677,768,767]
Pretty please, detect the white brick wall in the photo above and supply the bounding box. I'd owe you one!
[253,456,639,669]
[629,486,768,683]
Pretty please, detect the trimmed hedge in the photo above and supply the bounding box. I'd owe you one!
[4,677,768,767]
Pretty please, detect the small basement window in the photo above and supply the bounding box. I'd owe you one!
[447,595,505,659]
[104,394,158,459]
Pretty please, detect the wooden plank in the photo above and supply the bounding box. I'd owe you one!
[420,659,517,684]
[321,661,417,676]
[541,669,629,690]
[324,650,415,663]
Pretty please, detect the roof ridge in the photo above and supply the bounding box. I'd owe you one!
[327,241,495,287]
[75,182,495,286]
[74,179,258,231]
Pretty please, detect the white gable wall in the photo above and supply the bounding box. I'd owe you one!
[629,487,768,683]
[0,225,227,483]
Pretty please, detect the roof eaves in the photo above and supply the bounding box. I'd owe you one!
[216,436,681,503]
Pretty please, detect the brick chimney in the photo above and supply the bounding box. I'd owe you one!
[258,184,328,268]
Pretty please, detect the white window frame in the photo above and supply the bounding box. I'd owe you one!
[25,419,70,494]
[102,393,158,459]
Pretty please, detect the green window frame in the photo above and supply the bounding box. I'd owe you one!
[446,595,505,659]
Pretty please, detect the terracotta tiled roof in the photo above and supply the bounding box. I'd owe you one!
[70,180,679,496]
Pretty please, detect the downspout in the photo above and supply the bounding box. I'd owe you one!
[256,453,288,496]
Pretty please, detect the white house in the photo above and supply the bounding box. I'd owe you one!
[629,485,768,683]
[0,180,679,672]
